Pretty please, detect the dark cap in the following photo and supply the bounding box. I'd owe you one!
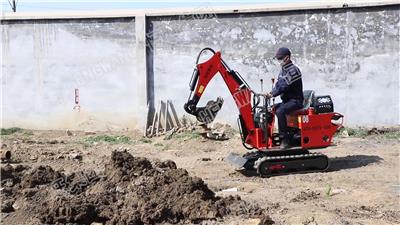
[275,47,291,59]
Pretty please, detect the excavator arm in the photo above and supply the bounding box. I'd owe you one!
[184,48,268,149]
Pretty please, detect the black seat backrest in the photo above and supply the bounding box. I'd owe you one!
[303,90,315,109]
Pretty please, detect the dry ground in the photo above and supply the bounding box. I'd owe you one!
[1,127,399,225]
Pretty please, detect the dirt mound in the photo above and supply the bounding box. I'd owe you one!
[1,150,271,224]
[1,164,30,212]
[21,165,62,188]
[52,169,100,194]
[290,189,320,202]
[154,159,177,170]
[105,150,153,182]
[40,195,98,224]
[1,164,29,186]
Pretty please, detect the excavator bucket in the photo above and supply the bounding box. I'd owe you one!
[195,97,224,124]
[226,152,249,169]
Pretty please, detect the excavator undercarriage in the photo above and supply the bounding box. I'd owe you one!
[228,150,329,177]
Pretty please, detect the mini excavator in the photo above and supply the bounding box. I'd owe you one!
[184,48,344,177]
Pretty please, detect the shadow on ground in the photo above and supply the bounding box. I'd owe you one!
[328,154,382,172]
[236,154,382,177]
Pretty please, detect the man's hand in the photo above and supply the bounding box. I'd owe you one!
[266,92,273,98]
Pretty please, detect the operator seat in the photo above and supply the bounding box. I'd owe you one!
[289,90,315,116]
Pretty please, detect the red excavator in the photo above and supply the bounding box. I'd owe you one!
[184,48,344,176]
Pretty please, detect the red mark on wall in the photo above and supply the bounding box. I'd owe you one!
[73,88,80,112]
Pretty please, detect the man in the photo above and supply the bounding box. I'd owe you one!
[266,47,303,149]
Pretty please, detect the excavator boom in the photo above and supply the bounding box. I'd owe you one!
[184,48,269,149]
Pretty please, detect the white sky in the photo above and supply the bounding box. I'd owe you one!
[1,0,320,12]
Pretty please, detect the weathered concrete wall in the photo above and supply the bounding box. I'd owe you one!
[1,4,399,131]
[150,5,400,127]
[1,18,139,130]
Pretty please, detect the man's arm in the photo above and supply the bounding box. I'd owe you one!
[270,65,302,97]
[271,78,288,97]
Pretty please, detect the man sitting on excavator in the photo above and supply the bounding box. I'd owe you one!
[266,47,304,149]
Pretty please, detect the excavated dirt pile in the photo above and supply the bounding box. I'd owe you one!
[1,151,273,225]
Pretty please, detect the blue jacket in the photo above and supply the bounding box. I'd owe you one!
[271,62,304,103]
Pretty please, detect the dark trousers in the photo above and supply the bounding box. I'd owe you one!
[275,99,303,139]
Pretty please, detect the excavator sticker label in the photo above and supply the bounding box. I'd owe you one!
[198,85,205,94]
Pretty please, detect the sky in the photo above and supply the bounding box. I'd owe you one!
[1,0,316,12]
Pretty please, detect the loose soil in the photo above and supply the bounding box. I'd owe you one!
[1,128,399,225]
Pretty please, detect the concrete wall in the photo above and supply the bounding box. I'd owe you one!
[150,5,400,127]
[1,3,399,130]
[2,18,141,130]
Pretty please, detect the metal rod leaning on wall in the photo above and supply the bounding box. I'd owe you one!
[164,100,169,132]
[145,100,182,137]
[168,101,181,128]
[144,102,150,137]
[150,101,161,137]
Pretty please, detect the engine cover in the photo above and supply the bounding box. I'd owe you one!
[313,95,334,114]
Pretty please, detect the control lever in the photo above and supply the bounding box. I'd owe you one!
[271,78,275,105]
